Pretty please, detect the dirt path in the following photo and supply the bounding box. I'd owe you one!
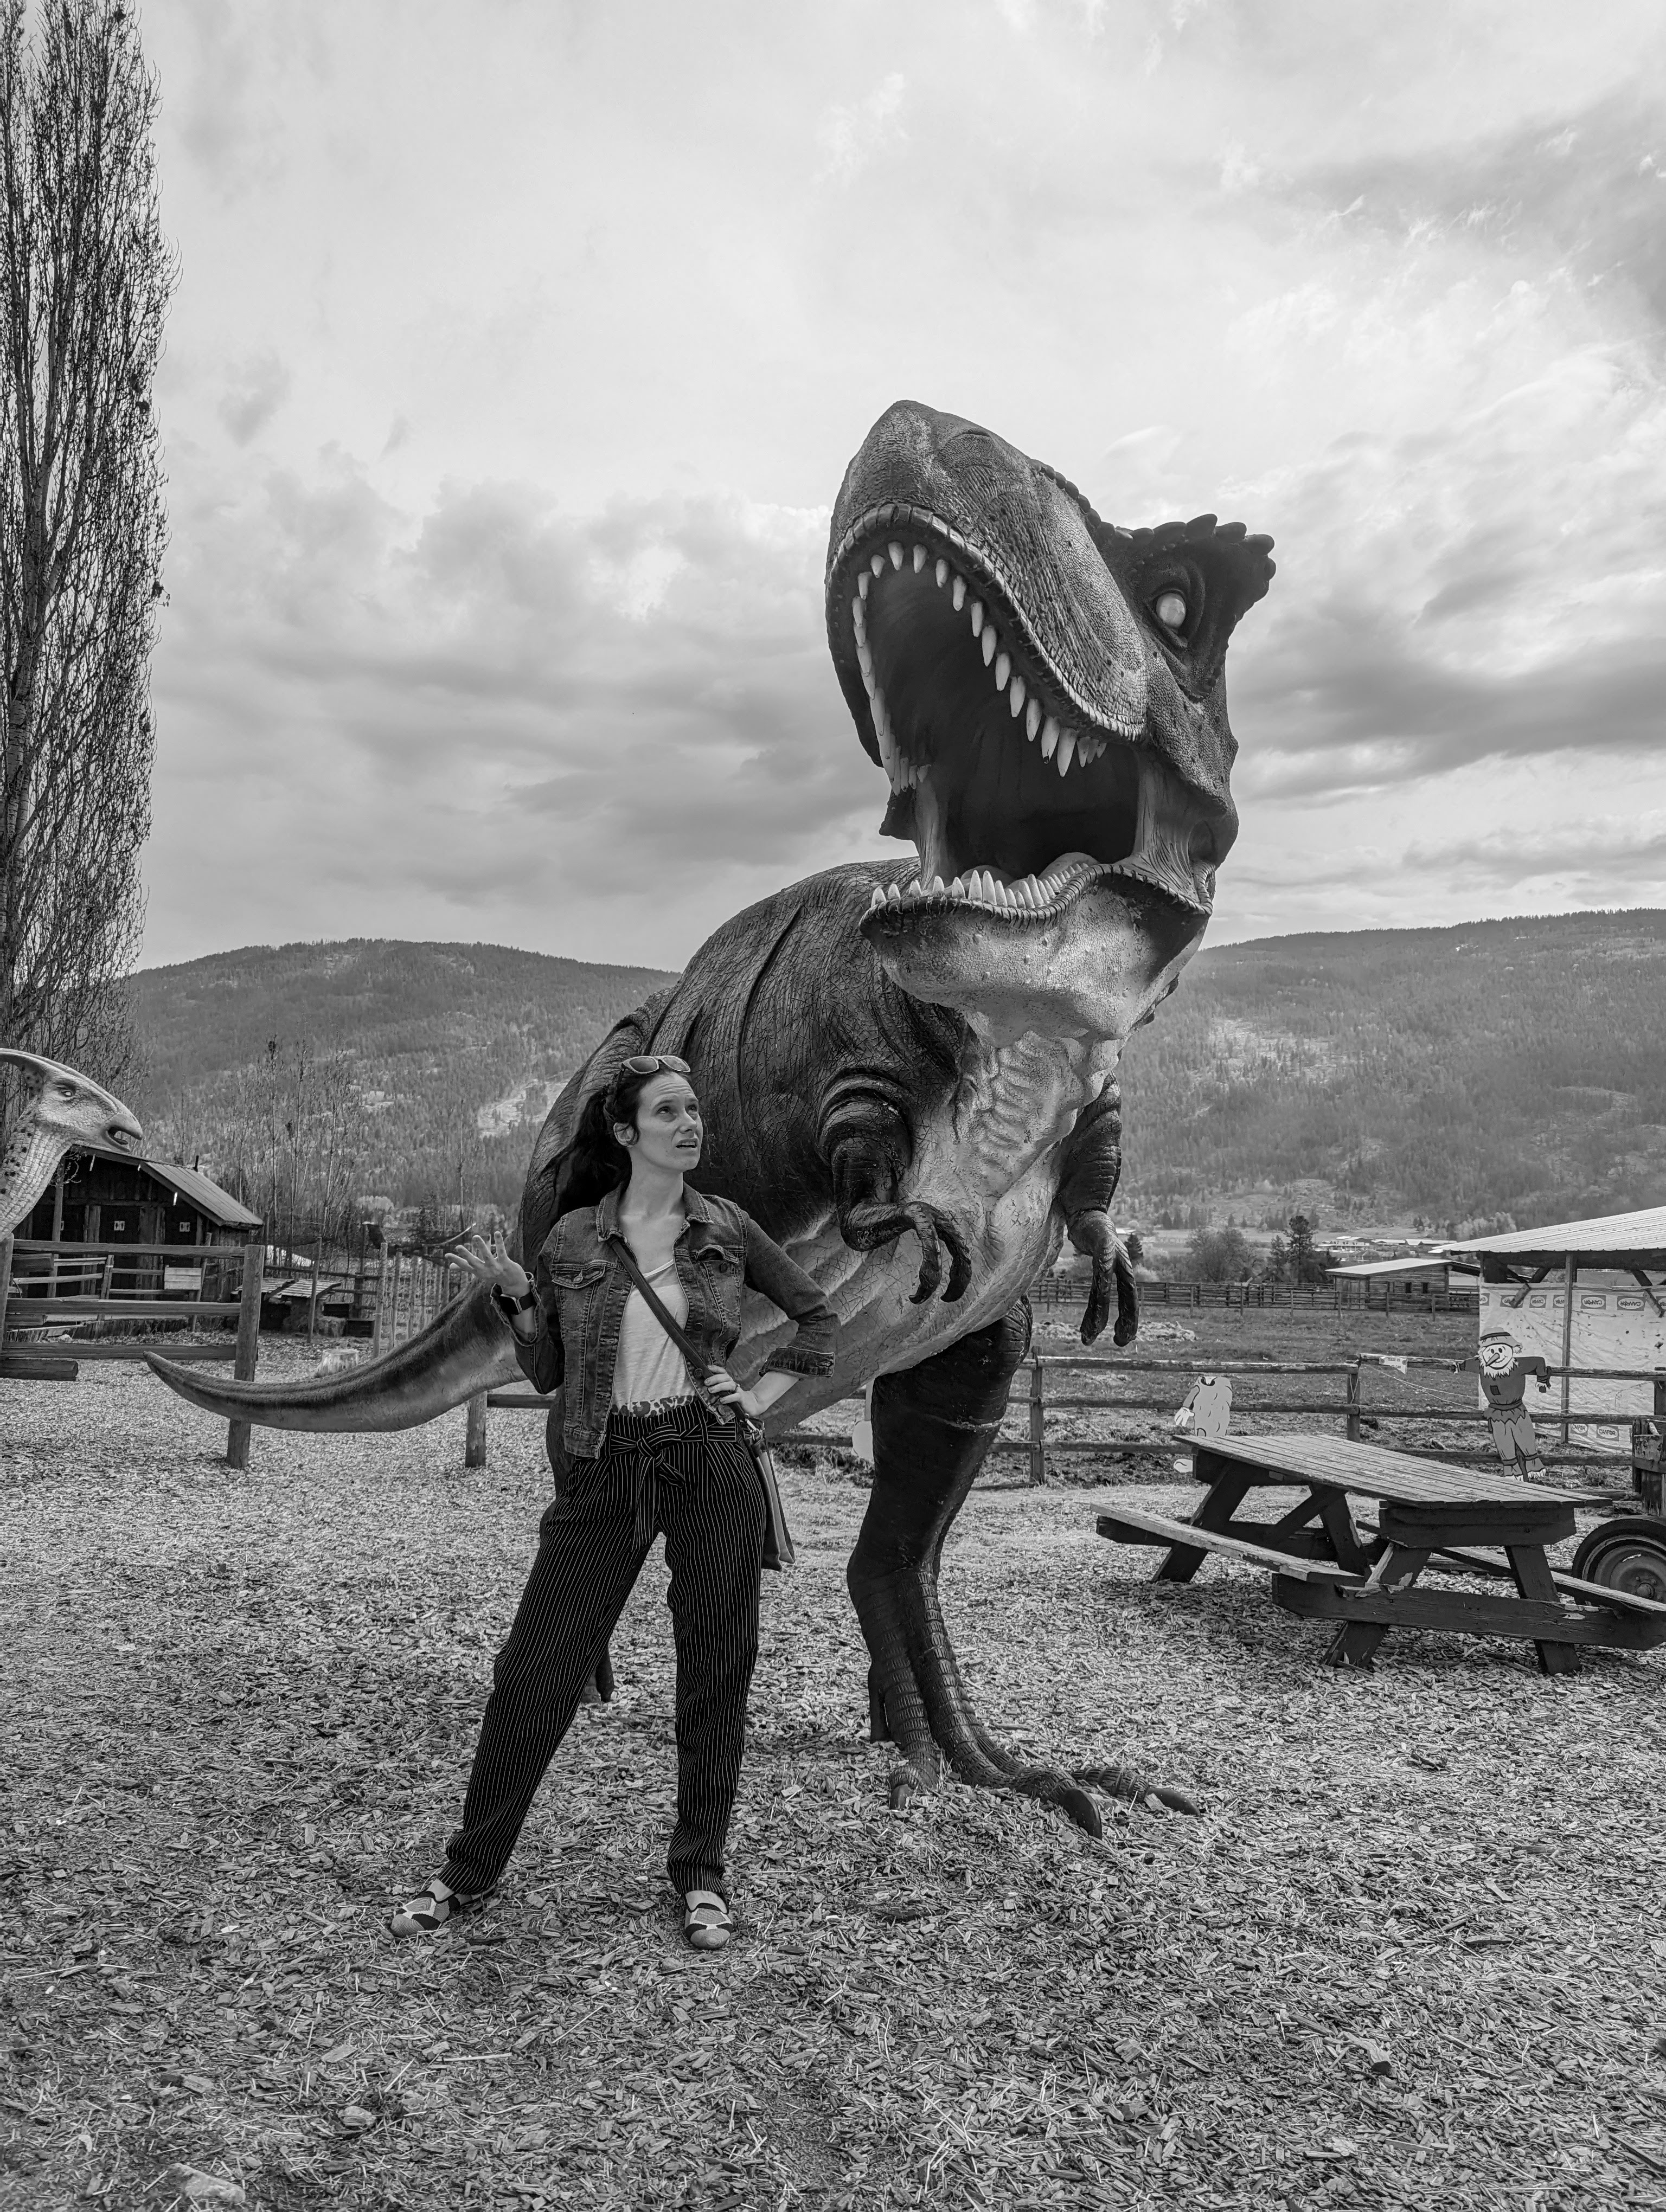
[2,1348,1661,2209]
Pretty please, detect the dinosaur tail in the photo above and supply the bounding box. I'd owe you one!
[145,1283,524,1433]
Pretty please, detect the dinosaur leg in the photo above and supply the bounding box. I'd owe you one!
[849,1302,1134,1835]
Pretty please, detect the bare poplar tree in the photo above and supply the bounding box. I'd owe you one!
[0,0,171,1089]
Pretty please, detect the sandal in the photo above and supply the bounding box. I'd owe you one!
[682,1889,734,1952]
[389,1877,486,1939]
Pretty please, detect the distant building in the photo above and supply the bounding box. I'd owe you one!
[1325,1255,1479,1301]
[17,1143,260,1250]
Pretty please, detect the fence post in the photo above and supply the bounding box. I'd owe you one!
[1345,1364,1361,1443]
[226,1230,265,1470]
[1028,1358,1046,1487]
[466,1391,488,1469]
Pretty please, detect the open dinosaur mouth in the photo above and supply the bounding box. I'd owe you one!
[832,511,1227,928]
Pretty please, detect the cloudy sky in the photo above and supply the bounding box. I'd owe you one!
[137,0,1666,973]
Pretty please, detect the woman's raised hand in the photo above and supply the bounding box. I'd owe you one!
[454,1230,531,1301]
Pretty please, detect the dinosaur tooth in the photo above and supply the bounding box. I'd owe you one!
[994,651,1010,690]
[934,558,948,588]
[857,571,870,602]
[905,875,922,898]
[951,576,966,612]
[1009,674,1025,718]
[949,876,966,899]
[888,542,904,570]
[912,544,927,573]
[868,885,885,911]
[1056,730,1078,775]
[1040,715,1060,760]
[930,874,946,895]
[981,625,996,668]
[969,599,984,637]
[886,881,902,905]
[1025,698,1041,740]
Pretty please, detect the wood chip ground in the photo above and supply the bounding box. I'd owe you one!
[3,1313,1662,2209]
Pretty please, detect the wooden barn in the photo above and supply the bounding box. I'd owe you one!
[17,1143,260,1251]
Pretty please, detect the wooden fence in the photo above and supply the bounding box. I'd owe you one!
[1,1230,266,1467]
[484,1349,1666,1486]
[1031,1275,1479,1315]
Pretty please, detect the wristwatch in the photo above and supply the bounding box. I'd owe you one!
[492,1284,538,1318]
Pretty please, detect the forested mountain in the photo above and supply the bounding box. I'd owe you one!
[1116,909,1666,1233]
[127,941,674,1221]
[125,912,1666,1234]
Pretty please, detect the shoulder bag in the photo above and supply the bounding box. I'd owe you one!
[611,1238,797,1572]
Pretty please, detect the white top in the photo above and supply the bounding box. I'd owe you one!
[612,1255,693,1408]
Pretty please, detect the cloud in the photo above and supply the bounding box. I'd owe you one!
[217,352,292,446]
[147,458,882,965]
[816,73,907,184]
[1225,347,1666,795]
[1285,89,1666,333]
[1406,813,1666,886]
[133,1,1666,971]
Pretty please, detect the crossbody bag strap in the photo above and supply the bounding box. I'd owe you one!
[610,1233,709,1375]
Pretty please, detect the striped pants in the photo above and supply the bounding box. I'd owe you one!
[440,1397,766,1900]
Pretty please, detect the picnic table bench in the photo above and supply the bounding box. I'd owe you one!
[1096,1432,1666,1672]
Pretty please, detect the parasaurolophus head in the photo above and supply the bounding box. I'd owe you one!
[0,1048,143,1238]
[827,400,1274,1042]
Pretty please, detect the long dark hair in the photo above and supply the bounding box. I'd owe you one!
[557,1063,662,1213]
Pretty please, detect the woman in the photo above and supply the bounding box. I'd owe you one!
[392,1053,836,1952]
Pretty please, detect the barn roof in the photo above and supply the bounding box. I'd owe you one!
[1325,1255,1478,1281]
[1444,1205,1666,1270]
[78,1143,261,1230]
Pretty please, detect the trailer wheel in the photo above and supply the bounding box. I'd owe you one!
[1571,1517,1666,1605]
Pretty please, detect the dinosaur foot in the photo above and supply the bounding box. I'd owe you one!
[867,1664,1194,1834]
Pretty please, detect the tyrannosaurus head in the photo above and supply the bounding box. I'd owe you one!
[828,401,1273,1042]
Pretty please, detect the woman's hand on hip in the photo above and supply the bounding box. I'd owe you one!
[704,1366,765,1422]
[454,1231,531,1302]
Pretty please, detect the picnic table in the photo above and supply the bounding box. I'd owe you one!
[1096,1432,1666,1672]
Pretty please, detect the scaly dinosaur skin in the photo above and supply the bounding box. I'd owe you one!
[150,400,1274,1832]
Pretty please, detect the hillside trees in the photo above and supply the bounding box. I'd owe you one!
[0,0,170,1092]
[189,1039,375,1252]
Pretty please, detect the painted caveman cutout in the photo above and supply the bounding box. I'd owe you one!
[1457,1325,1550,1480]
[1172,1374,1233,1472]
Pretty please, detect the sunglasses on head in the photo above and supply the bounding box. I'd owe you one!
[620,1053,691,1077]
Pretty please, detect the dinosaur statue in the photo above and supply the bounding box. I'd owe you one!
[0,1049,143,1239]
[150,400,1274,1831]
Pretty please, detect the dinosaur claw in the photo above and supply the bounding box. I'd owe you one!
[1069,1214,1138,1347]
[1073,1764,1201,1816]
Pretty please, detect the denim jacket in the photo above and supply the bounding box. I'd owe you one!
[513,1185,837,1461]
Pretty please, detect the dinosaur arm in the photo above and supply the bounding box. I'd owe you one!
[1056,1081,1138,1347]
[820,1077,971,1304]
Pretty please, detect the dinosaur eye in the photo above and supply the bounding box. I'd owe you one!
[1154,590,1188,632]
[55,1082,76,1097]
